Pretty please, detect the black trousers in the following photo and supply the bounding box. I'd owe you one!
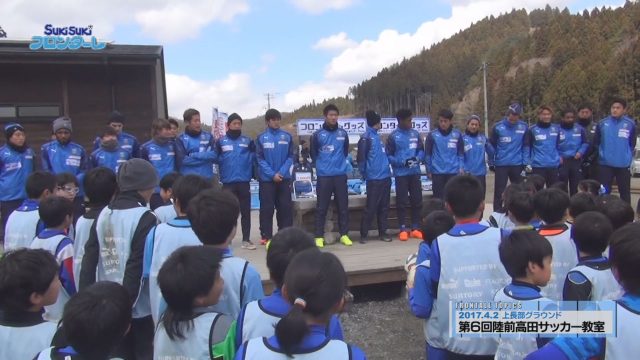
[395,174,422,230]
[493,165,524,212]
[315,175,349,237]
[559,157,583,195]
[360,178,391,238]
[223,182,251,242]
[149,193,165,211]
[113,315,154,360]
[431,173,456,200]
[599,165,631,203]
[532,167,559,188]
[1,199,23,243]
[259,180,292,239]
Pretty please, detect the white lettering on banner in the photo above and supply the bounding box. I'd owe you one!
[296,117,431,136]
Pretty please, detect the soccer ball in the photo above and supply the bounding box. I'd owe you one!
[405,252,418,273]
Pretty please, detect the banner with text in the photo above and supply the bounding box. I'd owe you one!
[296,117,430,136]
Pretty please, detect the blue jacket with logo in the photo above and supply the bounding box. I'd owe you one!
[310,124,349,177]
[0,145,35,201]
[92,131,140,158]
[525,122,560,168]
[558,124,589,159]
[462,132,495,176]
[214,134,255,183]
[255,128,295,182]
[89,147,131,173]
[41,140,87,176]
[425,127,464,175]
[357,126,391,181]
[140,139,176,188]
[386,128,424,177]
[594,115,636,168]
[175,131,216,180]
[490,119,529,166]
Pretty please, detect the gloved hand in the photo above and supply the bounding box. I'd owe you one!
[488,165,496,172]
[405,157,419,168]
[581,160,591,169]
[525,165,533,173]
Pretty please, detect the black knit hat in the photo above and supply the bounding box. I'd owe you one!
[365,110,381,127]
[227,113,242,124]
[4,123,24,140]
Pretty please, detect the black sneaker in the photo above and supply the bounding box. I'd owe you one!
[379,233,392,242]
[359,236,367,244]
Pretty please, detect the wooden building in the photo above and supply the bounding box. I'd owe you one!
[0,40,167,152]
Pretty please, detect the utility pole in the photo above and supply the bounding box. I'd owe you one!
[482,62,490,138]
[264,93,278,109]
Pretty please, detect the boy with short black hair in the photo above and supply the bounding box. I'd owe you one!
[507,190,537,229]
[187,189,264,319]
[533,188,577,300]
[563,211,620,301]
[153,172,181,223]
[4,171,55,251]
[495,230,553,359]
[577,178,601,197]
[144,174,213,324]
[487,183,522,229]
[567,192,597,223]
[0,248,59,359]
[599,197,634,230]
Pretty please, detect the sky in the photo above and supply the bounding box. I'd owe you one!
[1,0,626,122]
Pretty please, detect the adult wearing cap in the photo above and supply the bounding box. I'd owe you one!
[0,123,35,232]
[92,111,140,158]
[357,110,392,244]
[489,103,529,212]
[79,158,159,360]
[462,115,495,196]
[255,108,294,246]
[425,109,465,200]
[41,116,87,220]
[214,113,257,250]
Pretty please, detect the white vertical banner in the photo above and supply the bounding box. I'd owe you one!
[212,107,227,141]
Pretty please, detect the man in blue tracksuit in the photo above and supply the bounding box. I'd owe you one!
[175,108,217,182]
[490,102,529,212]
[593,98,636,203]
[525,106,561,187]
[357,111,392,244]
[462,115,495,196]
[92,111,140,158]
[255,109,294,245]
[89,126,131,173]
[310,104,352,247]
[41,117,87,220]
[386,108,424,241]
[140,118,176,210]
[558,109,589,195]
[0,123,34,235]
[425,109,464,200]
[215,113,256,250]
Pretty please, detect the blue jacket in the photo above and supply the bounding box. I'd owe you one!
[594,115,636,168]
[357,126,391,181]
[490,118,528,166]
[0,145,35,201]
[175,131,216,180]
[41,141,87,195]
[255,128,295,182]
[140,139,176,190]
[310,124,349,177]
[214,134,255,184]
[386,128,424,177]
[425,127,464,175]
[92,131,140,158]
[525,122,560,168]
[89,146,130,173]
[558,123,589,159]
[462,132,495,176]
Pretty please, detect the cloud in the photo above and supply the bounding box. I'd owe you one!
[166,72,265,123]
[312,32,357,51]
[1,0,249,43]
[289,0,357,14]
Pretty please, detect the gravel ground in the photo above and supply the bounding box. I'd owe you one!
[340,282,425,360]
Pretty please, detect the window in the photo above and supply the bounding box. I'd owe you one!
[18,105,60,117]
[0,106,17,118]
[0,104,61,122]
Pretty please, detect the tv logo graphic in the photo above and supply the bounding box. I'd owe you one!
[30,24,106,51]
[0,26,6,38]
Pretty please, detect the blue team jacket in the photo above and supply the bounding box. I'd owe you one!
[386,128,424,177]
[357,126,391,180]
[215,134,255,183]
[490,119,528,166]
[175,131,216,179]
[594,115,637,168]
[558,124,589,159]
[92,131,140,158]
[310,124,349,177]
[526,122,560,168]
[40,141,87,193]
[89,147,131,173]
[425,127,464,175]
[140,139,176,187]
[462,132,495,176]
[255,128,294,182]
[0,145,35,201]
